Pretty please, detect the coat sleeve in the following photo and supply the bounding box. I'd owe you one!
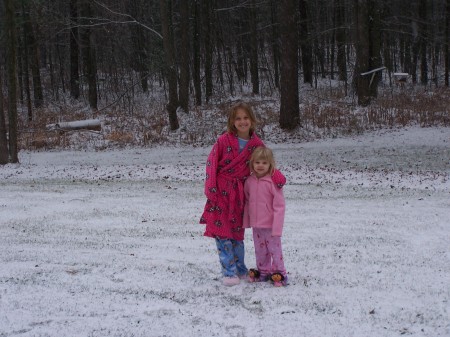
[204,140,220,202]
[243,180,250,228]
[271,168,286,189]
[271,183,286,237]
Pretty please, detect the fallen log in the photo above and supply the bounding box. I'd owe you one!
[46,119,101,131]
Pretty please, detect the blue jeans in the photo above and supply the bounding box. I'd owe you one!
[215,238,248,277]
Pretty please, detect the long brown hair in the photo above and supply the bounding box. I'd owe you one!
[227,102,257,134]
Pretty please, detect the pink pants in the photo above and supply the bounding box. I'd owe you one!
[252,228,286,277]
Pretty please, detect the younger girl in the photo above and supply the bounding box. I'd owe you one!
[243,147,288,287]
[200,102,285,286]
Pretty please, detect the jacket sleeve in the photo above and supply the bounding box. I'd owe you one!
[204,140,220,202]
[243,180,250,228]
[271,168,286,189]
[271,183,286,236]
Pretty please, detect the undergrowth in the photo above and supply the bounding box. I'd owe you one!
[16,85,450,150]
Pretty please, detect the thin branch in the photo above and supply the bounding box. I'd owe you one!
[93,0,162,40]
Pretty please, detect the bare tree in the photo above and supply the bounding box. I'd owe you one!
[127,0,150,93]
[24,1,43,109]
[419,0,428,85]
[0,70,8,164]
[160,0,179,130]
[299,0,312,84]
[4,0,19,162]
[353,0,382,106]
[446,0,450,86]
[193,0,202,105]
[18,3,33,122]
[70,0,80,99]
[179,0,190,113]
[203,0,213,102]
[249,0,259,94]
[335,0,347,82]
[269,0,280,89]
[279,0,300,129]
[80,0,98,110]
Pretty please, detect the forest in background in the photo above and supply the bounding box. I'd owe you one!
[0,0,449,163]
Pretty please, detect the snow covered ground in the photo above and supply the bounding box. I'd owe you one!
[1,126,449,337]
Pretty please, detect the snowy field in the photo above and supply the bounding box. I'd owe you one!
[1,126,449,337]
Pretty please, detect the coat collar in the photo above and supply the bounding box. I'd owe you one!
[249,173,272,181]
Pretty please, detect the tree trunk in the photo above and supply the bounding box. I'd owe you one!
[226,46,235,95]
[24,6,43,108]
[354,0,370,105]
[270,0,280,89]
[128,0,149,93]
[419,0,428,85]
[80,0,98,110]
[249,0,259,94]
[19,15,33,122]
[299,0,312,84]
[203,0,213,102]
[160,0,179,130]
[179,0,190,113]
[0,71,8,164]
[193,0,202,105]
[446,0,449,86]
[279,0,300,129]
[335,0,347,82]
[70,0,80,99]
[5,0,19,162]
[353,0,382,106]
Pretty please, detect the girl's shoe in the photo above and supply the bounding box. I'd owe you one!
[270,272,287,287]
[223,276,240,286]
[248,268,261,282]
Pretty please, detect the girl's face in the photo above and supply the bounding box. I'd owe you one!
[233,108,251,138]
[253,159,270,178]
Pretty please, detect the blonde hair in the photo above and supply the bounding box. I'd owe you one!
[250,147,276,176]
[227,102,257,134]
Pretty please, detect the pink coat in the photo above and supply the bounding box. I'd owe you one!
[200,132,285,241]
[243,174,286,237]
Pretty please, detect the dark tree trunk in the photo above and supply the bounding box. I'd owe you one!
[80,0,97,110]
[249,0,259,94]
[19,16,32,122]
[160,0,179,130]
[24,7,43,108]
[270,0,280,89]
[70,0,80,99]
[179,0,190,113]
[235,38,245,83]
[279,0,300,129]
[5,0,19,162]
[193,0,202,105]
[299,0,312,84]
[354,0,370,105]
[419,0,428,85]
[0,71,8,164]
[203,0,213,102]
[335,0,347,82]
[446,0,450,86]
[353,0,382,106]
[128,0,149,93]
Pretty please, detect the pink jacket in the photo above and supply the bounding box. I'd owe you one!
[243,173,286,237]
